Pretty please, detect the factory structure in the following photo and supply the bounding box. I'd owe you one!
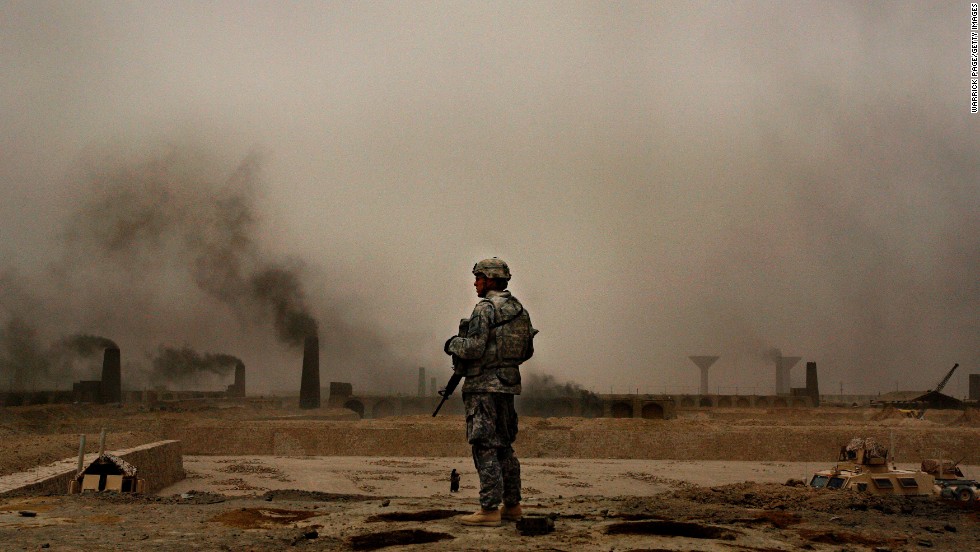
[1,343,976,421]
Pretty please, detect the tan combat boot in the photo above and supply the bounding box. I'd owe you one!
[459,508,502,527]
[500,503,523,521]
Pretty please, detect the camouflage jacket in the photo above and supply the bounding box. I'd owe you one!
[446,290,528,394]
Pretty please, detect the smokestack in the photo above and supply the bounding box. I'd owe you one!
[805,361,820,407]
[234,361,246,397]
[418,367,426,397]
[775,356,801,395]
[688,356,720,395]
[970,374,979,401]
[100,347,121,404]
[299,336,320,409]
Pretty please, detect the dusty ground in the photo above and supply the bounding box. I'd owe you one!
[0,402,978,551]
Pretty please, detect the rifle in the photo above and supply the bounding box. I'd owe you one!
[433,318,468,417]
[432,371,462,417]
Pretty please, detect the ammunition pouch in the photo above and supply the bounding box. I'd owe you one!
[496,366,521,387]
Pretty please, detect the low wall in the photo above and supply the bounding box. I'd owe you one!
[167,420,980,464]
[0,440,184,497]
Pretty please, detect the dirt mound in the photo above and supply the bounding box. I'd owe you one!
[2,404,979,475]
[0,430,160,477]
[949,408,980,427]
[0,403,107,429]
[870,406,916,421]
[670,481,944,517]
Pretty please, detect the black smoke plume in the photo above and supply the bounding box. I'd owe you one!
[58,334,118,357]
[0,316,51,391]
[520,373,603,418]
[65,147,319,346]
[149,346,242,385]
[524,373,598,400]
[251,267,319,347]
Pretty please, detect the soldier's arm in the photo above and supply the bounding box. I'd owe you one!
[446,302,493,360]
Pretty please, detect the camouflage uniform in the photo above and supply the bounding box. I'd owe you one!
[447,289,529,510]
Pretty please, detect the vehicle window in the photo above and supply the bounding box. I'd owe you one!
[872,478,894,489]
[827,477,845,489]
[898,478,918,488]
[810,475,829,488]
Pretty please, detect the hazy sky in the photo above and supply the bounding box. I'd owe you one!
[1,1,977,397]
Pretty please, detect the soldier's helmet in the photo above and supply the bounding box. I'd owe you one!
[472,257,511,280]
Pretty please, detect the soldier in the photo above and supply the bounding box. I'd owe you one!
[444,257,537,527]
[450,468,460,492]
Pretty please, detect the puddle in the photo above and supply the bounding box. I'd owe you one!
[365,509,466,522]
[349,529,454,550]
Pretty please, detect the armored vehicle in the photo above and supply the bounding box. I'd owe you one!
[808,437,934,496]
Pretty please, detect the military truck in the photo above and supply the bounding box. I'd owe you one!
[808,437,934,496]
[922,459,980,503]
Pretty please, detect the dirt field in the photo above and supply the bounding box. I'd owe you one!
[1,402,978,551]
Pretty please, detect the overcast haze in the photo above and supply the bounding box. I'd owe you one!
[1,2,977,398]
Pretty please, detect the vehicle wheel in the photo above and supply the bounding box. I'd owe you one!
[956,487,975,502]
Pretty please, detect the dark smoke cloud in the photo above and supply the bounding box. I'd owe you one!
[149,346,242,385]
[520,373,603,417]
[0,269,120,390]
[58,334,118,357]
[524,373,597,400]
[1,142,410,395]
[0,322,123,392]
[65,147,318,347]
[251,267,319,347]
[0,273,66,390]
[0,316,51,391]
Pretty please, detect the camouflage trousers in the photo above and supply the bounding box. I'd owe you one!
[463,392,521,510]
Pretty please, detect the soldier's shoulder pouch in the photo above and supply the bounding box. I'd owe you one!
[491,300,537,362]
